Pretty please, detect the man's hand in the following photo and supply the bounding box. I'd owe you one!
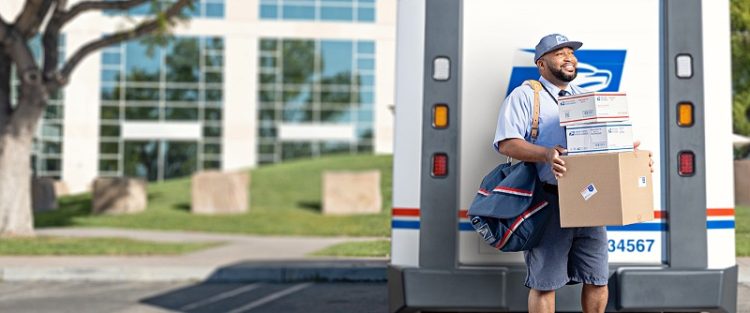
[633,140,654,173]
[546,145,567,178]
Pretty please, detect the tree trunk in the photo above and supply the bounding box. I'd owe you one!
[0,128,35,237]
[0,79,47,237]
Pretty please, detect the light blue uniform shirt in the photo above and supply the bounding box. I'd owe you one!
[493,76,584,185]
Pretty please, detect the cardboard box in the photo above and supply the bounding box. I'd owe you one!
[558,150,654,227]
[566,122,634,155]
[559,92,629,126]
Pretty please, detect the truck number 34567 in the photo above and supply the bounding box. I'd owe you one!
[608,239,655,252]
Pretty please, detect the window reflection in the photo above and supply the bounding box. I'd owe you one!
[99,36,224,179]
[257,38,375,161]
[260,0,375,22]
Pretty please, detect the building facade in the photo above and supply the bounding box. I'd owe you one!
[2,0,396,193]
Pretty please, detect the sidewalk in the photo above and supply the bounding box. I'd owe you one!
[1,227,748,284]
[0,228,388,282]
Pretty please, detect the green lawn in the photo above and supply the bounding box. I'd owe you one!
[737,205,750,256]
[310,240,390,258]
[36,154,392,237]
[0,237,217,256]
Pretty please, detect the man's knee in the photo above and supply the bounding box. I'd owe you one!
[529,288,555,299]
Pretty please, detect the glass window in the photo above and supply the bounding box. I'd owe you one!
[166,38,200,82]
[203,143,221,154]
[260,39,278,51]
[205,89,223,102]
[102,52,121,65]
[101,86,121,101]
[163,141,198,179]
[109,0,225,18]
[321,7,352,21]
[123,141,160,181]
[203,160,221,169]
[42,142,62,154]
[125,41,161,82]
[357,58,375,70]
[125,107,160,120]
[357,7,375,22]
[100,142,119,154]
[101,69,121,82]
[44,105,64,119]
[99,159,119,172]
[41,124,62,137]
[320,41,353,84]
[261,0,374,22]
[358,91,374,104]
[320,141,351,154]
[164,107,199,120]
[357,109,372,122]
[205,3,225,17]
[357,41,375,54]
[260,4,278,18]
[203,126,222,137]
[125,87,160,101]
[166,88,199,101]
[282,41,315,84]
[100,125,120,137]
[204,108,222,121]
[282,4,315,19]
[205,72,223,83]
[100,106,120,120]
[282,142,312,160]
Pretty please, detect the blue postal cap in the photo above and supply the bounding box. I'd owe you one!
[534,34,583,62]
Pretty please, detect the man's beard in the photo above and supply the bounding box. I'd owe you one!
[550,66,577,82]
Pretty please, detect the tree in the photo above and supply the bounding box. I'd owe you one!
[0,0,195,236]
[732,0,750,136]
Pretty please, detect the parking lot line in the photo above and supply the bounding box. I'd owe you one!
[226,282,313,313]
[179,283,262,311]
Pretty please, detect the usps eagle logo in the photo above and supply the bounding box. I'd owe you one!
[507,49,627,96]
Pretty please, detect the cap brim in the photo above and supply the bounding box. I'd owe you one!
[536,41,583,61]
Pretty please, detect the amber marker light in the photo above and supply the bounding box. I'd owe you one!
[678,102,694,127]
[433,104,448,128]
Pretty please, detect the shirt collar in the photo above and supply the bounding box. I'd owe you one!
[538,76,573,96]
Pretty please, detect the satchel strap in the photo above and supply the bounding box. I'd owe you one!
[523,80,542,142]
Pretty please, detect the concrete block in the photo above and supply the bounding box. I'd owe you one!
[32,178,58,212]
[191,171,249,215]
[92,177,148,215]
[736,160,750,206]
[323,170,382,215]
[53,180,69,197]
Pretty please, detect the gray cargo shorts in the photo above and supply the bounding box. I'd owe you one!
[523,188,610,291]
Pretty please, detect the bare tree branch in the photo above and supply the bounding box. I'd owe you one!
[47,0,194,90]
[14,0,56,39]
[43,0,150,81]
[60,0,152,25]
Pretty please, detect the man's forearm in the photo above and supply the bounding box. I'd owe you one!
[497,138,549,163]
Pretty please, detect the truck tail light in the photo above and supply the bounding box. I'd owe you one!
[678,151,695,176]
[432,153,448,177]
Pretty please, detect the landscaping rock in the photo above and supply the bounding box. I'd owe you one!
[54,180,69,197]
[736,160,750,206]
[32,178,58,212]
[191,171,249,215]
[92,177,148,215]
[323,170,381,215]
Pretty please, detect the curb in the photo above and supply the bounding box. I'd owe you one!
[0,260,388,283]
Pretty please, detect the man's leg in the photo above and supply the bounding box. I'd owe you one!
[528,289,555,313]
[581,283,608,313]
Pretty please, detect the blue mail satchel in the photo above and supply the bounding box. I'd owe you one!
[466,79,552,252]
[466,161,551,252]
